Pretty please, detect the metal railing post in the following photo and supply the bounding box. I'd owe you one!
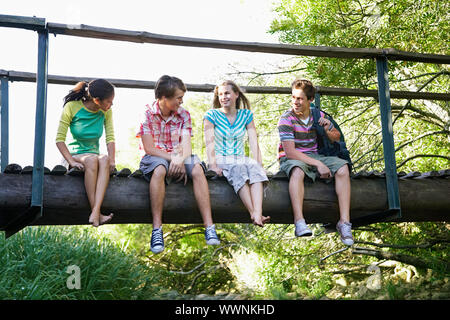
[30,29,49,211]
[376,56,401,217]
[1,76,9,172]
[314,92,321,110]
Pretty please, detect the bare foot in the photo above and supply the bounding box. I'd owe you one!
[99,213,114,225]
[251,215,271,227]
[89,213,100,227]
[89,213,114,227]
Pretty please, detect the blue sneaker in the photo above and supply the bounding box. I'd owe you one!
[205,225,220,246]
[151,227,164,254]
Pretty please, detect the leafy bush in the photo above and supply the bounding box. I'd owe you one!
[0,226,163,299]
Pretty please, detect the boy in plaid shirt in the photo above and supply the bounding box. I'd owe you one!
[137,75,220,253]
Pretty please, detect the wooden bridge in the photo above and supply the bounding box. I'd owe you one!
[1,164,449,237]
[0,14,449,238]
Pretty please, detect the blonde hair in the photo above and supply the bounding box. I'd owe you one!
[213,80,250,109]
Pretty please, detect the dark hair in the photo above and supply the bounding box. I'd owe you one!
[63,79,114,106]
[291,79,316,100]
[213,80,250,109]
[155,75,186,99]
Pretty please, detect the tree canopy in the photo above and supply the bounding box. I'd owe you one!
[257,0,449,172]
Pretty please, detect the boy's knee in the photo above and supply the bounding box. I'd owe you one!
[152,165,167,180]
[290,167,305,181]
[191,164,204,179]
[336,164,349,177]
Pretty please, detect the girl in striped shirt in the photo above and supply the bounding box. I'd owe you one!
[204,81,269,227]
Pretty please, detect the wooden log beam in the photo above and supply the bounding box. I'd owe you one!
[0,172,449,228]
[1,70,449,101]
[46,22,450,64]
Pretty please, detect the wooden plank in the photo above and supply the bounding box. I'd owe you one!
[46,23,450,64]
[2,70,450,101]
[0,173,449,227]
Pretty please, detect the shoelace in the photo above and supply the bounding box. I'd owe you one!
[340,223,352,237]
[151,229,164,246]
[205,227,218,240]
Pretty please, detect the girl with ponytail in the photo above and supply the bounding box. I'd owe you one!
[56,79,116,227]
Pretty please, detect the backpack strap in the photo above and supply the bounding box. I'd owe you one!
[311,107,332,156]
[310,107,325,139]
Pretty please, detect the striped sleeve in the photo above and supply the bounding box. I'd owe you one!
[277,114,294,141]
[204,109,216,125]
[245,109,254,125]
[104,109,115,144]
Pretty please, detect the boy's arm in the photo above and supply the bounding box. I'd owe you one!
[281,141,332,179]
[318,115,340,142]
[141,134,172,161]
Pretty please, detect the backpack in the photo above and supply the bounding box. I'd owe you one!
[310,105,353,172]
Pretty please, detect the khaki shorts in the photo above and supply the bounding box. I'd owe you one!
[279,153,348,182]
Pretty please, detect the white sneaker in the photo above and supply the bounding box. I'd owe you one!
[295,219,313,237]
[336,221,354,246]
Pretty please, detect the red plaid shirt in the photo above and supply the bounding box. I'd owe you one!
[136,101,192,154]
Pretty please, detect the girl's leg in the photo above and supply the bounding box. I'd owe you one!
[72,154,112,227]
[238,183,268,227]
[249,182,270,226]
[90,154,113,226]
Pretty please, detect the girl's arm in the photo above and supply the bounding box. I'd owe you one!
[56,142,84,170]
[106,142,116,172]
[247,120,263,166]
[204,119,222,176]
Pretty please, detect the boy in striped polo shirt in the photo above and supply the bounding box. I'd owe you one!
[277,79,353,246]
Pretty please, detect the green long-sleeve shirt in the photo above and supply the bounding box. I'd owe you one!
[56,100,115,155]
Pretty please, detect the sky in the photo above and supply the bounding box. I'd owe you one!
[0,0,287,169]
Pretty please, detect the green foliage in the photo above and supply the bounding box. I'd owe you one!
[264,0,450,172]
[0,226,163,299]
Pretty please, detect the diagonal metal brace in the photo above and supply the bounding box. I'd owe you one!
[3,206,42,238]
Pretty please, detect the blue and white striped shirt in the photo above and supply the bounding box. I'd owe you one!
[204,109,254,156]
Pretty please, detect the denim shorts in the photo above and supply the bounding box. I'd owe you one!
[139,154,207,183]
[279,153,348,182]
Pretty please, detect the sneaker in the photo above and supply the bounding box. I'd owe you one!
[150,227,164,254]
[336,221,354,246]
[205,224,220,246]
[295,219,313,237]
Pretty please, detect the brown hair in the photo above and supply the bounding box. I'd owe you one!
[63,79,114,106]
[291,79,316,100]
[155,75,187,99]
[213,80,250,109]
